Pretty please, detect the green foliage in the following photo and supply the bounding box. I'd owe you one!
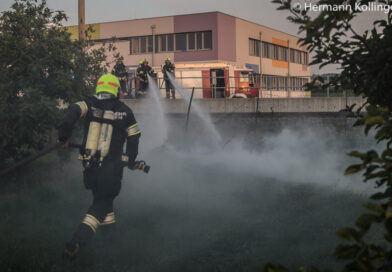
[268,0,392,271]
[0,0,119,170]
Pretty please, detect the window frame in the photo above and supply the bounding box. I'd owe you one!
[249,38,261,57]
[129,31,212,55]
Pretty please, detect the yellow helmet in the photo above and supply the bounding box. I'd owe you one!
[165,57,171,62]
[139,60,143,65]
[96,74,120,97]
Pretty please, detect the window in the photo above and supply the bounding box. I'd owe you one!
[197,32,203,50]
[148,36,153,53]
[204,31,212,49]
[289,48,308,64]
[274,46,279,59]
[130,38,139,54]
[302,52,308,65]
[160,35,166,52]
[188,32,195,50]
[240,72,249,82]
[262,42,290,61]
[129,31,212,54]
[175,33,186,51]
[128,36,154,53]
[290,49,295,62]
[279,47,288,61]
[167,34,174,51]
[263,43,270,58]
[249,39,260,57]
[140,36,146,53]
[249,40,255,56]
[262,75,309,90]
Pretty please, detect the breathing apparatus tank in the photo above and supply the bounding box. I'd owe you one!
[84,108,104,167]
[97,110,115,166]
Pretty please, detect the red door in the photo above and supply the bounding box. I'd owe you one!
[249,73,260,98]
[224,69,230,98]
[202,70,211,98]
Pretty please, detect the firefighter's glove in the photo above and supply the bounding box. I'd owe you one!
[128,161,137,170]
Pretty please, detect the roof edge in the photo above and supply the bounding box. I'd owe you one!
[65,11,301,39]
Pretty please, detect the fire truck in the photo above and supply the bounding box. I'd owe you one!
[154,63,261,99]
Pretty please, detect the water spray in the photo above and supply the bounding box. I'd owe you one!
[142,74,169,148]
[166,73,222,143]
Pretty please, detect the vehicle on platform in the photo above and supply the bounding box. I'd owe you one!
[127,63,309,99]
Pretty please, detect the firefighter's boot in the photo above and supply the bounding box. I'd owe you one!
[62,240,80,261]
[62,216,97,260]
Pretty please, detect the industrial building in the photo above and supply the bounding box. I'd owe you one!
[67,11,311,98]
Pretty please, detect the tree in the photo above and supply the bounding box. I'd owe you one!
[266,0,392,271]
[0,0,119,170]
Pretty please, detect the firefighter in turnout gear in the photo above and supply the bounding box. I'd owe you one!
[162,57,175,99]
[58,74,141,260]
[136,59,154,97]
[111,59,128,96]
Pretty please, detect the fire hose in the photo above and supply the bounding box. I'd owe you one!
[0,142,150,178]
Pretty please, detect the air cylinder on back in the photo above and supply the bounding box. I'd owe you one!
[97,110,115,165]
[84,108,104,163]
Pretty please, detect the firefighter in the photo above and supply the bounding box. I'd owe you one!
[111,59,128,96]
[136,59,154,97]
[162,57,175,99]
[58,73,142,260]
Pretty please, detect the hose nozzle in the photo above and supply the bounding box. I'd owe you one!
[134,160,150,173]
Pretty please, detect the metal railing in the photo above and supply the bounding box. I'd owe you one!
[119,75,314,98]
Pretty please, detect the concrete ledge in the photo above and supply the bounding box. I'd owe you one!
[122,97,365,114]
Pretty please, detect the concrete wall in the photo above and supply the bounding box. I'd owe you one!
[123,97,365,114]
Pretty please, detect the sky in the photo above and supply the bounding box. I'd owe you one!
[0,0,386,74]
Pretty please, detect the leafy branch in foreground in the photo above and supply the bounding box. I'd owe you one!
[267,0,392,271]
[0,0,121,170]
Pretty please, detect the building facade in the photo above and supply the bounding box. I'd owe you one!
[67,12,310,98]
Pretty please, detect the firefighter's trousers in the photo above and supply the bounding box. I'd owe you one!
[71,161,123,247]
[165,79,175,99]
[139,80,148,92]
[119,79,127,94]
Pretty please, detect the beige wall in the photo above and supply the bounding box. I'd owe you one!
[100,17,174,38]
[235,18,310,77]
